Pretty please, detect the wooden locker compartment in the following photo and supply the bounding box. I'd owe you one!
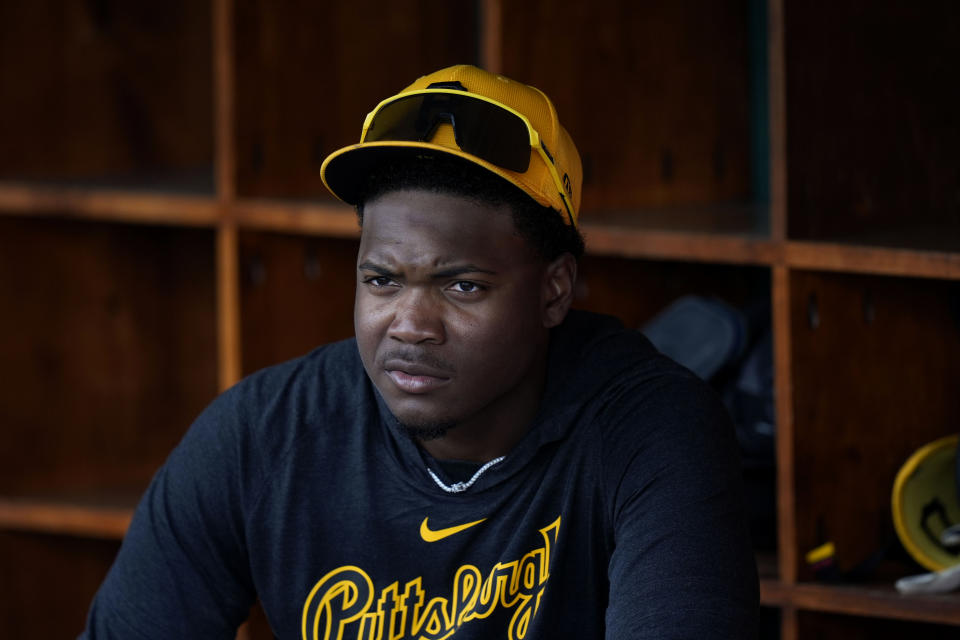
[574,256,770,327]
[789,270,960,585]
[0,216,218,500]
[239,231,359,375]
[797,610,960,639]
[501,0,763,235]
[0,0,214,193]
[0,531,120,638]
[233,0,481,201]
[784,0,960,250]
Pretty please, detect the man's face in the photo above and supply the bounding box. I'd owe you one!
[354,189,551,440]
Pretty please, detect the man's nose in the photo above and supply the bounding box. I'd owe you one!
[387,288,445,344]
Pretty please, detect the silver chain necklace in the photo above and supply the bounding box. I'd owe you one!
[426,456,506,493]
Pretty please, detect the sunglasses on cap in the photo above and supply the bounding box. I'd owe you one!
[360,88,575,224]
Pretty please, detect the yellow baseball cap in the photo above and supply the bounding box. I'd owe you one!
[892,435,960,571]
[321,65,583,226]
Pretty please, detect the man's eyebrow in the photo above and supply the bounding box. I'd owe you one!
[357,261,397,277]
[359,261,497,278]
[358,261,498,280]
[430,265,498,279]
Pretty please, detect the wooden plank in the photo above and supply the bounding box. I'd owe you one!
[233,199,360,238]
[238,232,358,375]
[217,222,243,390]
[214,0,236,202]
[0,183,218,227]
[790,583,960,627]
[773,264,797,584]
[0,498,131,540]
[780,605,799,640]
[755,555,783,614]
[233,0,478,200]
[234,197,777,265]
[767,0,787,241]
[0,218,218,495]
[759,578,791,607]
[582,223,779,265]
[501,0,752,212]
[480,0,503,73]
[786,241,960,281]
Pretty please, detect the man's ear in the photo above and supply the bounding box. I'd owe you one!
[541,253,577,329]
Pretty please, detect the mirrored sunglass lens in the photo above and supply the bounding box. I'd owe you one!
[366,94,531,173]
[365,95,426,142]
[451,99,531,172]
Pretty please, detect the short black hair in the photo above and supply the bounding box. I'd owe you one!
[355,154,585,261]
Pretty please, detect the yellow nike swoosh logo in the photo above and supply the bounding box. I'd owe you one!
[419,516,487,542]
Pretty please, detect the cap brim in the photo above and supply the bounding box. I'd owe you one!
[320,140,552,211]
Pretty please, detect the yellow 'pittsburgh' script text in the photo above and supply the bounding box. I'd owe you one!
[301,516,561,640]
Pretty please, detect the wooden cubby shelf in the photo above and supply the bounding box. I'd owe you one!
[0,1,214,194]
[0,183,220,228]
[232,199,359,239]
[0,498,133,541]
[759,580,960,628]
[789,583,960,628]
[2,0,958,638]
[785,241,960,281]
[582,222,777,266]
[229,197,779,266]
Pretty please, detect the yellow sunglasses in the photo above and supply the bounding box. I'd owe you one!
[361,88,574,224]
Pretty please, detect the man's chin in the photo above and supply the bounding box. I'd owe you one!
[382,391,460,441]
[396,419,457,442]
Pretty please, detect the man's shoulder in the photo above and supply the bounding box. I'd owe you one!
[554,314,738,509]
[211,337,370,437]
[551,309,695,400]
[552,310,728,440]
[181,337,377,481]
[236,337,365,395]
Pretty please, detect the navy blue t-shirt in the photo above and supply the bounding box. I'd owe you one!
[81,310,758,639]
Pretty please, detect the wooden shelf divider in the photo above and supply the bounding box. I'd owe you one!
[0,498,132,541]
[480,0,503,73]
[785,241,960,281]
[217,221,243,390]
[0,183,219,227]
[759,578,792,608]
[233,197,779,265]
[232,199,360,239]
[768,0,787,243]
[582,223,779,265]
[214,0,236,204]
[772,264,798,585]
[3,179,959,283]
[789,583,960,627]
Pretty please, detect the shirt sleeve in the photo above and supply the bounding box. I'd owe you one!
[602,374,759,639]
[80,387,260,639]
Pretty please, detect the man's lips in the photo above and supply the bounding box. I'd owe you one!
[382,359,451,394]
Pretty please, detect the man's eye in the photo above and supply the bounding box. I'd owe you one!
[364,276,396,288]
[450,281,481,293]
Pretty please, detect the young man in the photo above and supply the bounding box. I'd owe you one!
[82,65,758,639]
